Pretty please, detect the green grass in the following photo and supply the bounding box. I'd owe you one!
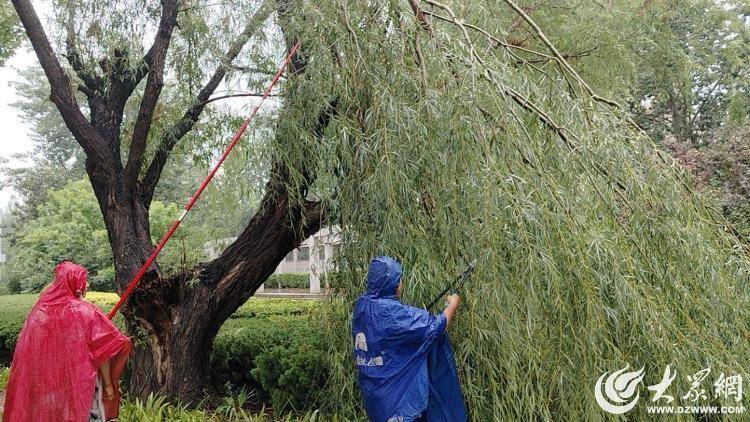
[0,385,342,421]
[118,395,349,421]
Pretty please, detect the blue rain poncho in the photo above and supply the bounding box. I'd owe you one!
[352,256,467,422]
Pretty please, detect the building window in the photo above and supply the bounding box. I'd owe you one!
[285,251,295,262]
[318,243,325,260]
[298,247,309,261]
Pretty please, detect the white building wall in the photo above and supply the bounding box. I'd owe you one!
[204,226,340,293]
[0,222,6,264]
[275,226,339,293]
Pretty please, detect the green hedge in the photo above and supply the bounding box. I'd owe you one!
[266,273,309,289]
[212,299,325,412]
[89,267,117,292]
[0,294,326,414]
[0,294,29,365]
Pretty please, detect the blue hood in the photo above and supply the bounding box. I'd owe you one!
[366,256,402,298]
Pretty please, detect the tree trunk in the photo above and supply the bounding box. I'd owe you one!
[127,287,218,400]
[100,178,321,402]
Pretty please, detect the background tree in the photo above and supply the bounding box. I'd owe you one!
[629,0,750,145]
[5,179,196,292]
[7,180,110,292]
[0,1,22,65]
[664,124,750,233]
[2,67,87,220]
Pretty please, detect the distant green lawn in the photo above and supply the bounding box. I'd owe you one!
[0,291,319,323]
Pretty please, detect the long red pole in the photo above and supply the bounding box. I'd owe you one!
[108,41,301,319]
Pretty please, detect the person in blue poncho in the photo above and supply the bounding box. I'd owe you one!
[352,256,466,422]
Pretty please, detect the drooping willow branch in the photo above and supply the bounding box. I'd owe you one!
[399,0,693,272]
[407,0,628,194]
[196,92,280,107]
[408,0,749,256]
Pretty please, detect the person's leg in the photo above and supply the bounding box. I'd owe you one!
[88,375,106,422]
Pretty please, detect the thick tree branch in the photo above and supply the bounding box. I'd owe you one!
[197,10,338,311]
[205,119,329,312]
[140,0,274,203]
[11,0,110,165]
[229,65,282,77]
[124,0,180,188]
[106,47,149,120]
[499,0,623,110]
[64,38,104,99]
[62,5,104,100]
[408,0,434,35]
[195,92,277,107]
[211,196,324,322]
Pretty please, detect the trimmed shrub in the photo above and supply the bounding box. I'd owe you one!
[266,273,309,289]
[212,299,325,412]
[89,267,116,292]
[0,294,36,365]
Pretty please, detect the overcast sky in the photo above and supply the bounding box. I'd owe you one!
[0,46,36,212]
[0,0,52,213]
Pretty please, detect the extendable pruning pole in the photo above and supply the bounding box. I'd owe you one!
[426,259,477,312]
[107,41,301,319]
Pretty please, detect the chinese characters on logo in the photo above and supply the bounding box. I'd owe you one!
[595,364,744,415]
[649,366,743,403]
[715,372,743,402]
[681,368,711,402]
[647,364,677,403]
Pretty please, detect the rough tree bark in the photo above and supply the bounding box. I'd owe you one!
[11,0,329,402]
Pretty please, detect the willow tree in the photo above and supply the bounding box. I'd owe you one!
[279,1,750,420]
[10,0,333,400]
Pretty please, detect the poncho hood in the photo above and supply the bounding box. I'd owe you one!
[39,260,88,305]
[366,256,402,298]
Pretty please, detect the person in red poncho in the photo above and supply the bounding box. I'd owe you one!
[3,261,131,422]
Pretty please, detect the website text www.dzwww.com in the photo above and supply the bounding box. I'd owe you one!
[647,406,746,414]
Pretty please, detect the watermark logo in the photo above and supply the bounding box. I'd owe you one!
[594,365,645,414]
[595,364,745,415]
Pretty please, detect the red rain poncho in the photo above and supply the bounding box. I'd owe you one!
[3,261,131,422]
